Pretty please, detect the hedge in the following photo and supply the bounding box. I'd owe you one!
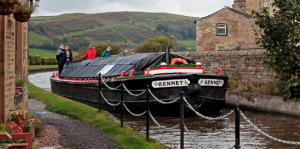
[41,57,57,65]
[29,55,74,65]
[28,55,42,65]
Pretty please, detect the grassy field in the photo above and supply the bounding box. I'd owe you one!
[29,48,56,57]
[28,83,166,149]
[177,40,197,49]
[29,65,57,69]
[29,48,79,57]
[29,31,55,46]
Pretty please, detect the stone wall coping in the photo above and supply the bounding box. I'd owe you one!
[173,49,266,57]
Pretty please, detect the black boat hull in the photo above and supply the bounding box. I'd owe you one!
[50,73,228,116]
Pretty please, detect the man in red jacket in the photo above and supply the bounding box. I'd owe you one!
[80,44,96,59]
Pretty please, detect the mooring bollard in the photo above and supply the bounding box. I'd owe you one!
[146,85,150,141]
[121,82,124,127]
[180,91,184,149]
[98,73,101,112]
[235,103,240,149]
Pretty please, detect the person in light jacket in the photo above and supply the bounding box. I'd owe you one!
[65,45,73,66]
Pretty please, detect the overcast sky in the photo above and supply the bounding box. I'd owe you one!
[33,0,234,17]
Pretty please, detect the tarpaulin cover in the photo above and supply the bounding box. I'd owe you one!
[59,53,196,78]
[133,53,196,71]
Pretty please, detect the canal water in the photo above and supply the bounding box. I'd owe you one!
[29,71,300,149]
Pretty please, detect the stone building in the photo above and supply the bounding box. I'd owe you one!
[196,0,274,51]
[196,6,257,51]
[0,2,30,122]
[233,0,275,15]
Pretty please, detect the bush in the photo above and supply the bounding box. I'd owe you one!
[28,55,42,65]
[41,57,50,65]
[136,36,175,53]
[30,112,46,136]
[49,57,57,65]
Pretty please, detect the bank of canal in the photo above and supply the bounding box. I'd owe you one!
[29,71,300,149]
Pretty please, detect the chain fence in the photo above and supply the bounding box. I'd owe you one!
[149,111,180,130]
[240,110,300,145]
[183,96,234,120]
[123,102,146,117]
[122,83,146,97]
[148,88,181,104]
[100,75,121,89]
[100,91,121,106]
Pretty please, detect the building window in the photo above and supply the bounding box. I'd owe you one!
[264,2,268,7]
[217,24,227,36]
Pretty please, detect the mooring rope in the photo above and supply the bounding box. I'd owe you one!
[122,83,146,97]
[148,88,181,104]
[100,91,121,106]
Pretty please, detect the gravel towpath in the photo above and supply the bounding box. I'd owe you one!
[28,99,122,149]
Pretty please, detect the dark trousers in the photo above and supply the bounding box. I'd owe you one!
[58,64,64,75]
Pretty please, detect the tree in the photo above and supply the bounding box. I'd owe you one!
[156,24,170,33]
[136,36,175,53]
[252,0,300,99]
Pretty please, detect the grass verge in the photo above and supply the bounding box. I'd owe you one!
[28,83,166,149]
[29,65,57,69]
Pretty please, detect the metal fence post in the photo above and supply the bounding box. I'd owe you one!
[235,103,240,149]
[98,73,101,112]
[180,91,184,149]
[121,82,124,127]
[146,85,150,141]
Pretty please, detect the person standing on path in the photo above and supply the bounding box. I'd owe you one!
[80,44,96,59]
[56,44,66,75]
[118,49,128,56]
[101,46,111,57]
[65,45,73,67]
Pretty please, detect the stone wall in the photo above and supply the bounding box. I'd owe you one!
[173,49,276,84]
[226,91,300,116]
[233,0,274,15]
[5,15,16,120]
[16,23,28,110]
[0,13,29,122]
[196,7,257,51]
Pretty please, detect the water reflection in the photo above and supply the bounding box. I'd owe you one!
[29,71,300,149]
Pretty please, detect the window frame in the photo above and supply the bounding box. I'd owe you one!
[264,2,268,7]
[216,23,228,36]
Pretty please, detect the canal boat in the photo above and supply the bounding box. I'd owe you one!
[50,50,229,115]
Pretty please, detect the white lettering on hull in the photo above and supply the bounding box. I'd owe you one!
[198,79,224,87]
[152,79,190,88]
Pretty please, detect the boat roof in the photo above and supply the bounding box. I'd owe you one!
[59,53,196,78]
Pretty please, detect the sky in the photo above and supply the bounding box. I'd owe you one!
[33,0,234,17]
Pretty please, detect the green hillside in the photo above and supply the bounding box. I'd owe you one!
[29,48,56,57]
[29,12,200,51]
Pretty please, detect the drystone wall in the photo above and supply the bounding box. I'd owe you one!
[173,49,276,85]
